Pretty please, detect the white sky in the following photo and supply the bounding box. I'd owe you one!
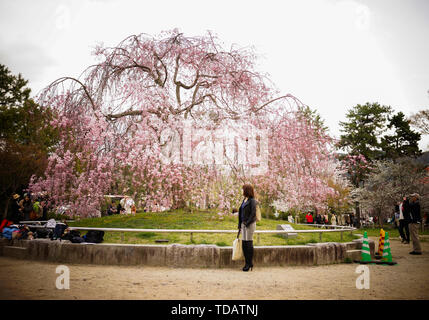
[1,0,428,150]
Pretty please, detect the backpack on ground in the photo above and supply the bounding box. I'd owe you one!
[2,226,19,240]
[61,229,81,241]
[34,228,52,239]
[71,236,85,243]
[53,223,68,240]
[84,230,104,243]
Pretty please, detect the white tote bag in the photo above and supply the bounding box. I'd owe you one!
[232,232,244,261]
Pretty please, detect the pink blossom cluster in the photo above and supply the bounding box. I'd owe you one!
[340,154,373,186]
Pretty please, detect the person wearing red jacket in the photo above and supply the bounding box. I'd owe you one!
[305,212,314,224]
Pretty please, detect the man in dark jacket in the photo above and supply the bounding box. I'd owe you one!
[408,194,422,255]
[9,194,22,223]
[315,213,323,225]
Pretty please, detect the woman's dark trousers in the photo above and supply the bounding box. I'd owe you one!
[399,220,410,242]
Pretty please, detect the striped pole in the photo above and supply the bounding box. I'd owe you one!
[377,228,385,257]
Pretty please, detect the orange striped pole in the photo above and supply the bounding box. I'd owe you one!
[377,228,385,256]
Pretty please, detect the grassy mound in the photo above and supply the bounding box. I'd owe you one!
[68,208,359,246]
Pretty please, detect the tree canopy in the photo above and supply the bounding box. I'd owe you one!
[29,30,347,217]
[0,64,58,218]
[338,102,421,161]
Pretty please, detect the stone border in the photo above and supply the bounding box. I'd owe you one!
[0,238,375,268]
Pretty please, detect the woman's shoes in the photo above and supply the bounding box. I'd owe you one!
[242,264,253,272]
[409,251,422,255]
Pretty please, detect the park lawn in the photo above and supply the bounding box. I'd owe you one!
[68,209,359,246]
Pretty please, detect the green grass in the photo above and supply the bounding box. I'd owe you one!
[68,208,360,246]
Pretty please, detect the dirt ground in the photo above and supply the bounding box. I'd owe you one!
[0,237,428,300]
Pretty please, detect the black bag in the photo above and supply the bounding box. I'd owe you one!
[84,230,104,243]
[61,229,81,241]
[71,236,85,243]
[53,223,68,240]
[35,228,52,239]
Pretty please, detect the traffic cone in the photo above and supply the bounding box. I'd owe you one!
[382,232,392,262]
[379,232,397,265]
[360,231,372,262]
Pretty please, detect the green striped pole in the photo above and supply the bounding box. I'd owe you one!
[361,231,371,262]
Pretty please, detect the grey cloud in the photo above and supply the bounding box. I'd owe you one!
[0,40,57,85]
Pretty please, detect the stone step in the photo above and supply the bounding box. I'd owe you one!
[3,246,28,259]
[345,249,362,260]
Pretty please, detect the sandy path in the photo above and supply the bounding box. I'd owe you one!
[0,237,428,300]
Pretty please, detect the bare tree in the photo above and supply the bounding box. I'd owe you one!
[352,158,428,226]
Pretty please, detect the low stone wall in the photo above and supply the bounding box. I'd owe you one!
[0,238,374,268]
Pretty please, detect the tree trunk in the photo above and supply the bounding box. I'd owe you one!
[354,202,361,228]
[378,208,383,228]
[2,197,10,220]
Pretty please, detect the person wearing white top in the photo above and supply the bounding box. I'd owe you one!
[398,199,410,244]
[331,214,337,226]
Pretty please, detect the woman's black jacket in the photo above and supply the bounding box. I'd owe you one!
[238,197,257,229]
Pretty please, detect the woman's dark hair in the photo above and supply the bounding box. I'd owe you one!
[242,184,255,198]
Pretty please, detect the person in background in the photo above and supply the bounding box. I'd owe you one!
[393,203,400,235]
[21,194,33,221]
[305,212,313,224]
[345,214,351,226]
[408,194,422,255]
[33,197,42,220]
[400,196,411,244]
[338,214,344,226]
[9,194,22,224]
[40,197,49,221]
[107,204,115,215]
[331,213,337,226]
[315,211,323,225]
[116,201,124,214]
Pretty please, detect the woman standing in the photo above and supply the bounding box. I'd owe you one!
[21,194,33,221]
[331,213,337,226]
[238,184,257,272]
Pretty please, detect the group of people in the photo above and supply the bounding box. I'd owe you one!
[304,211,357,227]
[9,193,48,224]
[106,196,136,216]
[394,193,422,255]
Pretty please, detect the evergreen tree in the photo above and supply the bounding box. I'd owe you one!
[0,63,58,218]
[337,102,392,161]
[381,112,421,159]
